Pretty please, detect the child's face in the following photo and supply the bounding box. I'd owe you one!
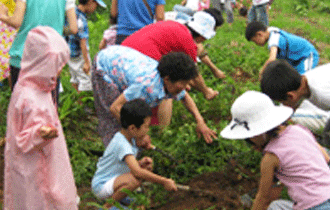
[164,77,190,96]
[246,133,268,151]
[134,116,151,140]
[251,31,268,46]
[86,0,98,14]
[279,94,304,110]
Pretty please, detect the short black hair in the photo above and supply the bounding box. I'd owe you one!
[245,21,267,41]
[239,6,248,17]
[157,52,198,82]
[79,0,89,5]
[260,60,302,101]
[203,8,224,28]
[120,99,152,129]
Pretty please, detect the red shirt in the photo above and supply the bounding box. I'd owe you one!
[122,21,197,62]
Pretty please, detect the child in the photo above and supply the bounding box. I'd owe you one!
[92,99,177,209]
[99,15,117,50]
[245,21,319,77]
[4,26,78,209]
[173,0,210,16]
[246,0,269,26]
[67,0,106,93]
[220,90,330,210]
[260,60,330,142]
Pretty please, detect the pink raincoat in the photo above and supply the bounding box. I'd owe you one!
[4,26,78,210]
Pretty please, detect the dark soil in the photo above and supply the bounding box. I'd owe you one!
[149,167,258,210]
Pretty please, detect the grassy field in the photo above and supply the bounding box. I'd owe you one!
[1,0,330,209]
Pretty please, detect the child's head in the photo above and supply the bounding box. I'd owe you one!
[186,10,222,41]
[158,52,198,95]
[245,21,268,46]
[120,99,152,139]
[79,0,106,13]
[220,91,293,149]
[239,6,248,17]
[261,60,303,108]
[19,26,70,92]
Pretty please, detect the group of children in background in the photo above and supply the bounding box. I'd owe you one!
[1,0,330,209]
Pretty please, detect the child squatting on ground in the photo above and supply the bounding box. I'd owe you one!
[221,91,330,210]
[4,26,78,209]
[66,0,106,93]
[92,99,177,210]
[245,21,319,78]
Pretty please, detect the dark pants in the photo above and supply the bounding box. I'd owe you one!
[115,34,129,45]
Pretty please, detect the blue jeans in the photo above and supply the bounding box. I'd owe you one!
[267,199,330,210]
[173,4,195,16]
[248,3,268,26]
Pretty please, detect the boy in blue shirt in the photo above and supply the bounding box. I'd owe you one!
[92,99,177,210]
[245,21,319,78]
[67,0,106,92]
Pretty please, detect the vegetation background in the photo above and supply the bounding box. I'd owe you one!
[1,0,330,209]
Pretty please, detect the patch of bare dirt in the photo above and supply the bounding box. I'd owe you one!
[149,167,258,210]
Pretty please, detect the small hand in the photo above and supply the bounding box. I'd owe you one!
[39,125,58,139]
[196,122,217,144]
[136,135,154,150]
[83,62,90,75]
[163,179,177,191]
[139,156,153,170]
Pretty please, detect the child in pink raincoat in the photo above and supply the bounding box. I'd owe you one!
[4,26,78,210]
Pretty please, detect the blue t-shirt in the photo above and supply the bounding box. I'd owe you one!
[96,45,186,108]
[67,8,89,58]
[268,27,319,73]
[117,0,166,36]
[92,132,139,194]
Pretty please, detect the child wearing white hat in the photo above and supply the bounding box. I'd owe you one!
[221,90,330,210]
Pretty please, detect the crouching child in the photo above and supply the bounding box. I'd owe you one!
[92,99,177,209]
[221,91,330,210]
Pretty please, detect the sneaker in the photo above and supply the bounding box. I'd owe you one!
[120,196,136,206]
[108,203,132,210]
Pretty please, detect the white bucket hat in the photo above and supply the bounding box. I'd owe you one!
[187,11,216,40]
[220,91,293,139]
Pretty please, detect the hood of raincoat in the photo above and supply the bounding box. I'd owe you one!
[18,26,70,92]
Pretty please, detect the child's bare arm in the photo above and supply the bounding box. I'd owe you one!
[252,153,279,210]
[316,143,330,163]
[181,0,187,6]
[80,38,90,75]
[125,155,177,191]
[260,46,278,79]
[64,7,78,35]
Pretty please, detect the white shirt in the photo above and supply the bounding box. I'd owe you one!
[253,0,269,6]
[305,63,330,110]
[185,0,199,11]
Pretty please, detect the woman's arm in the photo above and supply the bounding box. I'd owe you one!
[155,4,164,21]
[111,0,118,20]
[181,93,217,143]
[110,93,128,121]
[0,0,26,29]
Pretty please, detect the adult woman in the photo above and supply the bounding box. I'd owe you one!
[110,0,165,44]
[92,46,217,147]
[0,0,78,91]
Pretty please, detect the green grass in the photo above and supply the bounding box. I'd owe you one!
[1,0,330,209]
